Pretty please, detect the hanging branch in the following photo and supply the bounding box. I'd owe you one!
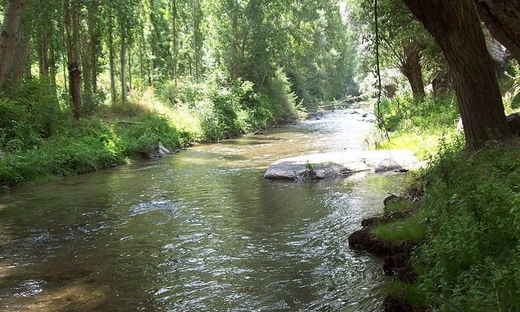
[374,0,390,142]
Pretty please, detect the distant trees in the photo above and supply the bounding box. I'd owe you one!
[0,0,355,117]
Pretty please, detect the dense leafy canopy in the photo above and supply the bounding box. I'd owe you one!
[0,0,357,110]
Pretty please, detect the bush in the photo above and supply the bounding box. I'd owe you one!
[0,78,67,152]
[266,67,300,121]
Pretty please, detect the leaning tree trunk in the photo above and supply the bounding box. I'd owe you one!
[0,0,25,92]
[399,44,426,100]
[402,0,511,150]
[432,70,452,100]
[475,0,520,64]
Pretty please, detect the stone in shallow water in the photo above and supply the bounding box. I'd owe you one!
[263,150,419,180]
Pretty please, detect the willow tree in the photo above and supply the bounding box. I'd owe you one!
[402,0,511,149]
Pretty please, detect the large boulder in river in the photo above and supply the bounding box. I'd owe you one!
[264,150,419,180]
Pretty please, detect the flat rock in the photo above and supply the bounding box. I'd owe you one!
[264,150,419,180]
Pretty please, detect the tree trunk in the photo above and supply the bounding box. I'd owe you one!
[49,48,57,89]
[82,29,92,96]
[108,16,116,105]
[192,0,199,81]
[85,0,100,95]
[128,48,132,92]
[399,44,425,100]
[120,34,127,104]
[8,30,30,86]
[475,0,520,64]
[171,0,178,86]
[0,0,25,92]
[432,70,452,100]
[65,0,82,120]
[139,30,145,86]
[37,34,49,76]
[402,0,511,150]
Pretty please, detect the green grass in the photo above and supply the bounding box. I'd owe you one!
[384,197,419,215]
[384,281,429,308]
[371,214,426,245]
[379,130,453,160]
[0,76,300,190]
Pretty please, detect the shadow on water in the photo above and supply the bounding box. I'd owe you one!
[0,109,407,311]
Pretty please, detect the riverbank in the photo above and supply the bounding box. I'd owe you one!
[352,94,520,311]
[353,138,520,311]
[0,82,303,191]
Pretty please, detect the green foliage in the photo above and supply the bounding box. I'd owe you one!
[504,62,520,111]
[0,123,126,188]
[376,95,458,132]
[0,78,68,152]
[375,94,460,158]
[385,281,429,308]
[156,77,287,142]
[411,141,520,311]
[266,68,300,121]
[113,114,182,157]
[0,112,186,188]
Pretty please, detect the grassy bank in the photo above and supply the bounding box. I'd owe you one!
[370,94,520,311]
[0,78,302,190]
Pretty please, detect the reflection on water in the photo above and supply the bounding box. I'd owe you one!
[0,110,406,311]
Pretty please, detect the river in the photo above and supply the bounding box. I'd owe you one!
[0,109,406,311]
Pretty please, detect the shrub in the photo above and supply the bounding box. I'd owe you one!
[0,78,67,152]
[266,67,300,121]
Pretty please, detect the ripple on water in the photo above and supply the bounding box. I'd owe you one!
[129,198,181,217]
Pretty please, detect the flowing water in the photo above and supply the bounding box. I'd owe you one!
[0,109,407,311]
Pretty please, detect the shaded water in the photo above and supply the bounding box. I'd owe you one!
[0,109,406,311]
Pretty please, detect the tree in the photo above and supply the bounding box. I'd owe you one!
[475,0,520,64]
[0,0,25,92]
[64,0,82,120]
[83,0,101,99]
[347,0,433,100]
[33,0,63,89]
[402,0,512,149]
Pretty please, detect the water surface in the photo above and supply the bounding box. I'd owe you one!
[0,109,406,311]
